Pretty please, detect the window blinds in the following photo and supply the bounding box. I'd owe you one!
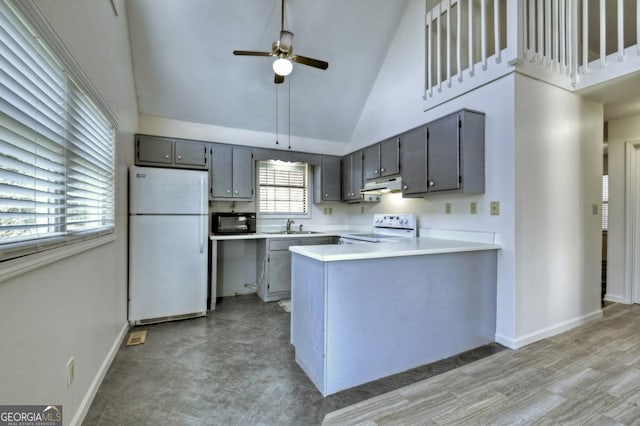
[258,160,308,214]
[0,0,114,260]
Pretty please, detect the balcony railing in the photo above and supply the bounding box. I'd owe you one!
[424,0,640,105]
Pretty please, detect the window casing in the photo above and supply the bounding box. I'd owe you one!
[258,160,309,216]
[0,0,115,261]
[602,174,608,231]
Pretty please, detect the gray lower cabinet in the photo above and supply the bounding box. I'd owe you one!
[135,134,208,169]
[313,156,341,203]
[210,144,254,200]
[257,236,337,302]
[342,151,363,201]
[401,109,485,197]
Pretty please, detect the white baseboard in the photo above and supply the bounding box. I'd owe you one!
[70,322,129,426]
[495,309,603,350]
[604,293,626,304]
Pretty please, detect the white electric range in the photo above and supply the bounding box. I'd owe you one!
[339,213,418,244]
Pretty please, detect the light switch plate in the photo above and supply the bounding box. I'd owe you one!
[445,203,452,214]
[490,201,500,216]
[592,204,598,215]
[470,202,478,215]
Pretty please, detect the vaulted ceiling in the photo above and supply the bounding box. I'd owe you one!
[126,0,409,143]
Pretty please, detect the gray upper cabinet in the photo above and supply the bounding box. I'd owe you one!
[427,114,460,192]
[400,109,485,197]
[363,144,380,181]
[380,137,400,177]
[363,138,400,181]
[342,151,363,201]
[135,135,207,169]
[314,156,341,203]
[210,144,254,201]
[399,126,427,196]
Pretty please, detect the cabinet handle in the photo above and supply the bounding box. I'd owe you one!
[428,181,435,187]
[164,154,170,159]
[403,185,408,190]
[381,168,385,172]
[177,155,182,160]
[234,190,239,195]
[374,169,378,174]
[324,193,328,197]
[227,190,231,194]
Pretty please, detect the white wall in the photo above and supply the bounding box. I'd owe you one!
[607,113,640,302]
[0,2,138,425]
[348,0,603,347]
[513,74,603,344]
[348,0,518,343]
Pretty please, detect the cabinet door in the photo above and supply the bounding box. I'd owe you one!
[350,151,363,200]
[341,156,351,200]
[174,141,207,168]
[400,126,428,196]
[427,114,460,192]
[210,145,233,198]
[362,144,380,180]
[136,135,172,164]
[321,157,341,201]
[268,250,293,294]
[380,137,400,177]
[232,147,253,199]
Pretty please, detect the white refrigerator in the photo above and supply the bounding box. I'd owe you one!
[129,166,208,324]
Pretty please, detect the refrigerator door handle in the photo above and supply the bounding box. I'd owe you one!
[200,176,205,254]
[199,215,204,254]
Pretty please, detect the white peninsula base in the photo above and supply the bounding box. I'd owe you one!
[290,245,498,396]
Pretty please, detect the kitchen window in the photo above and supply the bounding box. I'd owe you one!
[0,1,116,262]
[258,160,309,216]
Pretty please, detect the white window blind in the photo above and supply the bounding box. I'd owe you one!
[0,0,115,261]
[258,160,308,214]
[602,175,608,231]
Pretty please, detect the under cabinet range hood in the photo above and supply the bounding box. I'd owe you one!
[346,193,381,204]
[360,176,403,195]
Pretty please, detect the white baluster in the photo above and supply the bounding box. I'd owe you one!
[481,0,487,69]
[582,0,589,73]
[553,0,559,69]
[446,0,452,87]
[538,0,544,63]
[426,10,433,98]
[529,0,535,61]
[437,4,442,91]
[469,0,474,75]
[617,0,624,61]
[546,0,552,66]
[457,0,462,80]
[560,0,565,73]
[494,0,501,63]
[600,0,606,67]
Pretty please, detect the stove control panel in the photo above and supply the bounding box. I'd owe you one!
[373,214,417,230]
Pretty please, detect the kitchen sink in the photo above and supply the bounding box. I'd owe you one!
[264,230,321,235]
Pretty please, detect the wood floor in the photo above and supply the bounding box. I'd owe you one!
[323,303,640,425]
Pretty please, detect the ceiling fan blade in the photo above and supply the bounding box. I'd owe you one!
[274,74,285,84]
[233,50,273,57]
[291,55,329,70]
[279,31,294,53]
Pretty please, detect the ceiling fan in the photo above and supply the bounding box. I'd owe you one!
[232,0,329,84]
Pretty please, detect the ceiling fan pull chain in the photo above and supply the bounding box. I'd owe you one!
[288,76,291,150]
[275,84,279,145]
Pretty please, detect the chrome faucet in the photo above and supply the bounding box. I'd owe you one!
[286,218,295,233]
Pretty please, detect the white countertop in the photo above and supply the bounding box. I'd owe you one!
[209,231,342,241]
[288,237,500,262]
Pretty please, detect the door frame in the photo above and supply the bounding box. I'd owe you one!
[624,140,640,303]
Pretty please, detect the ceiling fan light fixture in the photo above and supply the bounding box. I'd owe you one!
[273,57,293,76]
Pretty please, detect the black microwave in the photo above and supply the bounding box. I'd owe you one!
[212,212,256,235]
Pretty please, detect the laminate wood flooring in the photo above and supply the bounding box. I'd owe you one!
[323,303,640,426]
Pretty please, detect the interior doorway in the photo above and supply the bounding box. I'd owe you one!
[624,140,640,304]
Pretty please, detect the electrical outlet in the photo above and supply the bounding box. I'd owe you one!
[323,207,328,215]
[490,201,500,216]
[445,203,452,214]
[361,206,365,214]
[592,204,598,215]
[470,202,478,215]
[328,207,333,215]
[66,357,74,388]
